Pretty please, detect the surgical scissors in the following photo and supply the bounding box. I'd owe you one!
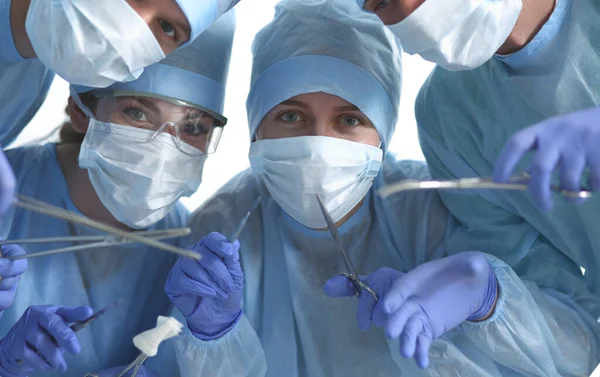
[378,172,593,199]
[115,353,148,377]
[315,194,378,302]
[2,228,191,260]
[10,195,201,260]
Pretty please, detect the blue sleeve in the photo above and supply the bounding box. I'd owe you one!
[0,0,24,63]
[413,120,600,374]
[145,309,266,377]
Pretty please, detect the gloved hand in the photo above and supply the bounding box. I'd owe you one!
[165,232,243,340]
[0,149,15,214]
[0,305,93,376]
[324,252,498,369]
[98,365,158,377]
[0,245,28,312]
[493,106,600,211]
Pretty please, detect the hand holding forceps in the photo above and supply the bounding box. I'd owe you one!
[315,195,379,302]
[377,172,593,199]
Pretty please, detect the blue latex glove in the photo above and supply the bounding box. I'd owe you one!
[165,232,243,340]
[0,149,15,214]
[493,106,600,211]
[98,365,158,377]
[0,305,93,376]
[324,252,498,369]
[0,245,28,312]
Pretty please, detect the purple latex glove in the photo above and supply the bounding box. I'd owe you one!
[165,232,243,340]
[324,252,497,369]
[98,365,158,377]
[493,106,600,211]
[0,245,28,312]
[0,149,15,214]
[0,305,93,376]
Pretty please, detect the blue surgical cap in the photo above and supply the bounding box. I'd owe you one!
[73,10,236,120]
[176,0,241,43]
[246,0,402,151]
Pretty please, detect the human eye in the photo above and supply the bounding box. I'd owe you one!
[339,115,364,127]
[123,107,150,122]
[364,0,389,11]
[158,19,177,39]
[376,0,390,10]
[181,122,210,137]
[278,111,303,123]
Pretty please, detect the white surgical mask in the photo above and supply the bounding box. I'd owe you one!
[26,0,166,87]
[387,0,522,71]
[249,136,383,229]
[79,119,206,229]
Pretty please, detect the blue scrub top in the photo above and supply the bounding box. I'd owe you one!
[0,143,189,376]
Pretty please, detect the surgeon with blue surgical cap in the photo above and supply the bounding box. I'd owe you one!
[0,0,242,216]
[0,11,236,377]
[361,0,600,317]
[163,1,600,375]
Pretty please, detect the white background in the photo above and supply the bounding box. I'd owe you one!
[8,0,435,212]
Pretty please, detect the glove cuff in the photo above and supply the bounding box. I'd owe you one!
[189,309,243,341]
[467,264,498,321]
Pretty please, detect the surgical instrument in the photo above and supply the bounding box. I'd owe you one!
[17,300,123,365]
[315,194,379,302]
[12,195,201,260]
[378,172,593,199]
[116,316,183,377]
[5,228,191,261]
[69,299,124,332]
[229,197,261,242]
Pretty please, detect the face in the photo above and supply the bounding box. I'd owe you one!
[96,96,220,153]
[256,92,381,147]
[125,0,192,54]
[363,0,426,25]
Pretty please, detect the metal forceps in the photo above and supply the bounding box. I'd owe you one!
[378,172,593,199]
[114,353,149,377]
[102,199,263,377]
[9,195,201,260]
[315,195,378,302]
[1,228,191,260]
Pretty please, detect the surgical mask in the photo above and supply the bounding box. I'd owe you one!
[26,0,166,88]
[249,136,383,229]
[387,0,522,71]
[79,119,206,229]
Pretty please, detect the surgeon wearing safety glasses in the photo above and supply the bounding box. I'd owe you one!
[0,0,242,218]
[161,1,600,376]
[0,12,236,377]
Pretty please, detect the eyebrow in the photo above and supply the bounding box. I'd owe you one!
[279,99,310,108]
[336,105,361,112]
[132,96,161,114]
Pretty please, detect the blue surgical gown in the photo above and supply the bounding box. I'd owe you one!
[0,143,189,376]
[172,155,600,376]
[0,0,54,147]
[415,0,600,315]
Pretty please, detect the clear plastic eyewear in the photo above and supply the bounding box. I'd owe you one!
[94,93,226,156]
